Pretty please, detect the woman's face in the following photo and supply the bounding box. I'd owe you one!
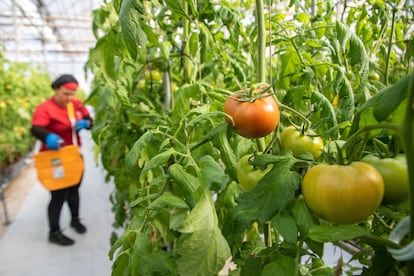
[54,86,76,107]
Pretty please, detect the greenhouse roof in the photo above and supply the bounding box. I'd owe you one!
[0,0,103,82]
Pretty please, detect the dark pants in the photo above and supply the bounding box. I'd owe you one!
[48,183,81,234]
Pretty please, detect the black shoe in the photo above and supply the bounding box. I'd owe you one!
[71,218,87,234]
[49,231,75,246]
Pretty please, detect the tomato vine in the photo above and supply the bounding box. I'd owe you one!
[85,1,414,275]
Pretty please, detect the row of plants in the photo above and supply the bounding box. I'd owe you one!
[0,49,51,168]
[85,0,413,275]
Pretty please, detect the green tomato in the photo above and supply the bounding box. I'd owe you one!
[368,72,380,81]
[362,155,409,205]
[145,69,162,82]
[280,126,324,159]
[302,162,384,224]
[237,154,272,192]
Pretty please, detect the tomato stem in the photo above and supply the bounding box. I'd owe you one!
[401,73,414,273]
[274,97,312,130]
[256,0,266,83]
[341,123,401,164]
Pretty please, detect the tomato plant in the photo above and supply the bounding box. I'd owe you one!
[280,126,324,159]
[362,155,409,205]
[237,154,272,192]
[0,53,51,167]
[302,162,384,224]
[224,88,280,139]
[85,0,414,275]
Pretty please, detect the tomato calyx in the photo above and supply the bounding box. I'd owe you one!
[227,83,274,103]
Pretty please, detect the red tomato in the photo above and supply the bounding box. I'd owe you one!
[224,92,280,139]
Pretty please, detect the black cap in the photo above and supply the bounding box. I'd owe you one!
[51,74,78,89]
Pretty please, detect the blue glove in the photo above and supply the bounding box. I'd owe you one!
[45,133,63,150]
[75,120,89,131]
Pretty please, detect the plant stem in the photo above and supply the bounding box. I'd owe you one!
[341,123,401,163]
[256,0,272,248]
[183,1,191,83]
[256,0,266,83]
[384,7,397,86]
[401,73,414,274]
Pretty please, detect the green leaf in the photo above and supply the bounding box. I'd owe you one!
[160,41,172,59]
[291,198,319,236]
[199,155,229,191]
[175,193,231,276]
[308,225,370,243]
[199,24,214,63]
[171,83,201,124]
[223,152,301,242]
[130,231,176,275]
[164,0,188,18]
[142,148,174,173]
[351,73,412,133]
[147,192,190,211]
[212,124,238,181]
[230,57,246,83]
[272,212,298,244]
[114,84,131,107]
[125,131,154,169]
[295,13,310,25]
[168,163,202,208]
[262,255,297,276]
[89,31,118,87]
[119,0,146,59]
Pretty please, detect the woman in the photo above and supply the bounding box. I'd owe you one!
[31,74,93,246]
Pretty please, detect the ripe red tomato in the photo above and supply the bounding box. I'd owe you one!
[224,91,280,139]
[302,162,384,224]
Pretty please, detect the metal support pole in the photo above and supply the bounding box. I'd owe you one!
[0,181,11,225]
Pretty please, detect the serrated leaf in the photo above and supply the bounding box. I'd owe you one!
[164,0,188,17]
[168,163,202,208]
[308,225,370,243]
[295,13,310,24]
[175,193,231,276]
[160,41,171,59]
[223,152,301,242]
[125,131,154,169]
[142,148,174,173]
[199,155,229,191]
[119,0,146,59]
[351,73,411,132]
[171,83,201,123]
[147,192,190,211]
[291,198,319,236]
[114,85,131,107]
[262,255,297,276]
[272,212,298,244]
[130,232,176,275]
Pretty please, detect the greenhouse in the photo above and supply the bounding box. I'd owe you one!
[0,0,413,275]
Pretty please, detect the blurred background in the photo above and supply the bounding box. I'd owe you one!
[0,0,103,91]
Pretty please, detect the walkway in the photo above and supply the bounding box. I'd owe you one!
[0,131,114,276]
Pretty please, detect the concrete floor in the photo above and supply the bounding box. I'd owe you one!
[0,132,114,276]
